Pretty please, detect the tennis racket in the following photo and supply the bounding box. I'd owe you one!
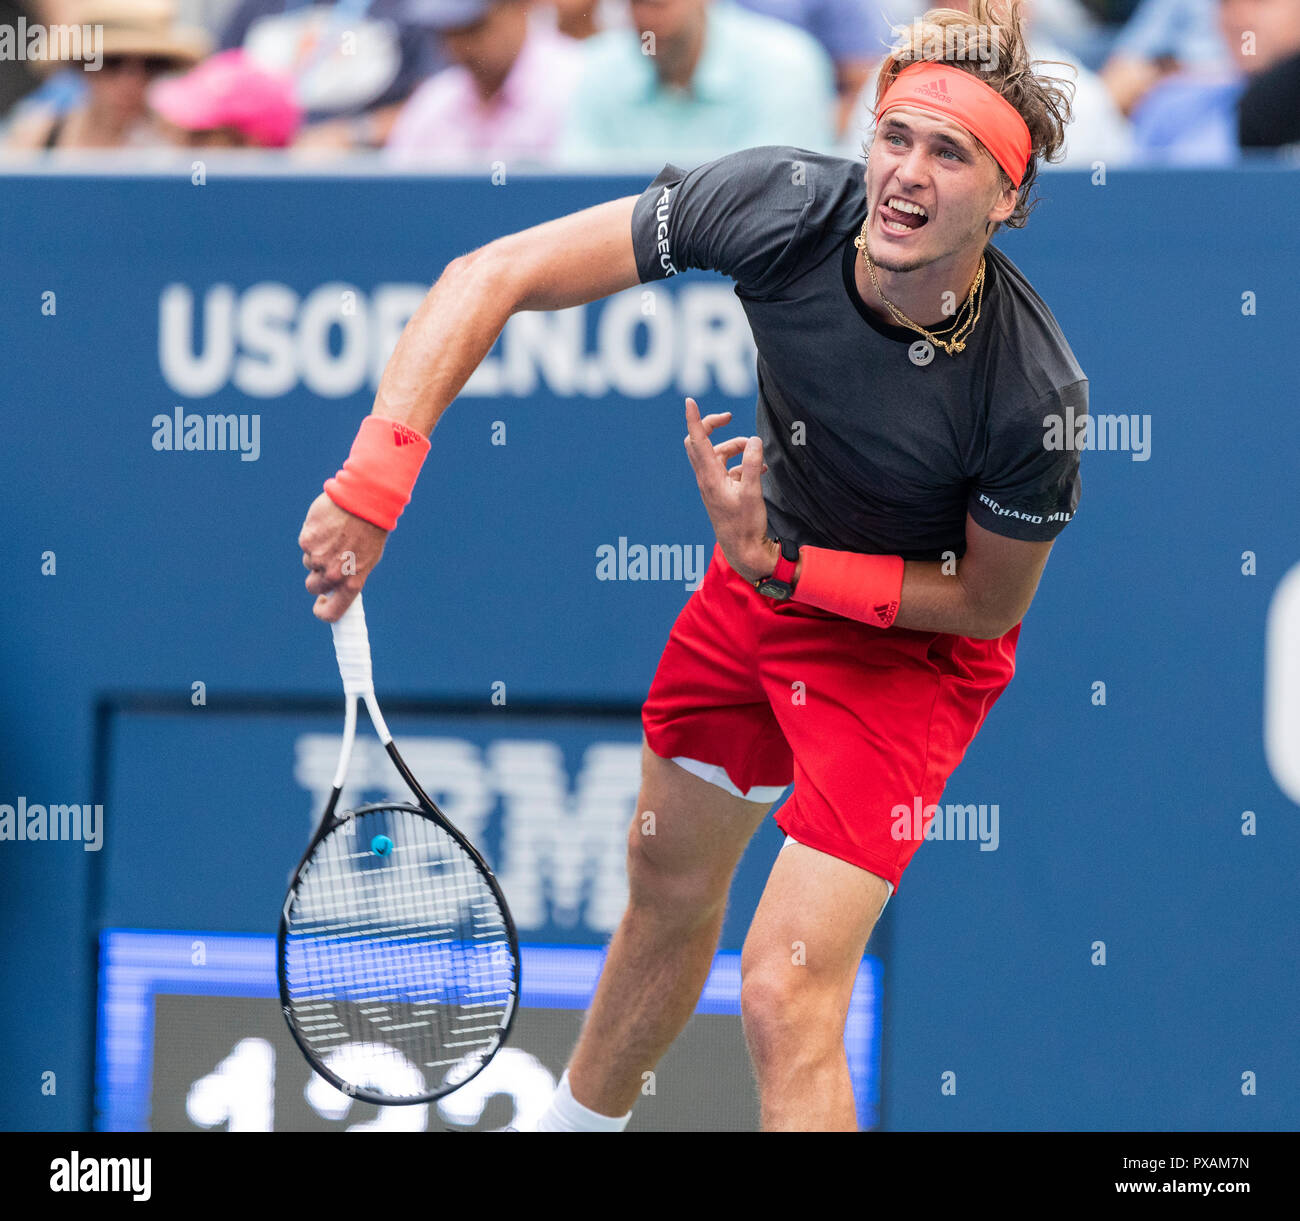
[278,593,520,1105]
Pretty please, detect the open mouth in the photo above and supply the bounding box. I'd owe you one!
[879,197,929,235]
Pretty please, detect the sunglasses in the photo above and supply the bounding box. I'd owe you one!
[99,55,178,75]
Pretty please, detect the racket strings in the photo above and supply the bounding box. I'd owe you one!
[283,806,515,1099]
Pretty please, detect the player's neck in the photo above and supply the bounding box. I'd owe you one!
[853,243,987,334]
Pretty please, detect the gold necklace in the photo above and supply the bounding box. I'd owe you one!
[853,216,986,356]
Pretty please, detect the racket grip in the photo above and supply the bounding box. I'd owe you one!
[331,594,375,696]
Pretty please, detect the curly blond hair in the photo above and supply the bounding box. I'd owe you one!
[869,0,1075,231]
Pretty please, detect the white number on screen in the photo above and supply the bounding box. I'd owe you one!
[186,1039,551,1131]
[186,1037,275,1131]
[1265,561,1300,806]
[304,1043,428,1131]
[436,1048,555,1131]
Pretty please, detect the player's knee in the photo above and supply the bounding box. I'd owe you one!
[740,962,842,1070]
[623,815,725,926]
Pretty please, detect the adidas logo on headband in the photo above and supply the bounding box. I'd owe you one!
[916,78,954,104]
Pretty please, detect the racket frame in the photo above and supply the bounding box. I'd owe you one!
[276,597,521,1107]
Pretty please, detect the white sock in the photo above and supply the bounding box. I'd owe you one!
[533,1069,632,1132]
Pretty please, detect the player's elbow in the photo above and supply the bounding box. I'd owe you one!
[441,244,493,284]
[959,568,1036,639]
[975,599,1029,639]
[969,613,1020,640]
[434,242,520,317]
[449,236,549,317]
[964,593,1026,640]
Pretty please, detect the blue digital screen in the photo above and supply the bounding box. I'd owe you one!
[96,929,883,1132]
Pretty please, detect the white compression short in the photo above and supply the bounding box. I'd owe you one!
[671,756,896,907]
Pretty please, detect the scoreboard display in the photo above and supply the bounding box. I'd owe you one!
[96,930,883,1132]
[92,704,887,1131]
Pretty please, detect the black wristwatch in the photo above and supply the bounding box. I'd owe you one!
[755,537,800,600]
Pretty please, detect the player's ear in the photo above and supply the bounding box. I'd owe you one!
[989,171,1018,227]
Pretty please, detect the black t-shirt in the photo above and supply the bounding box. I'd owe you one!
[630,146,1088,561]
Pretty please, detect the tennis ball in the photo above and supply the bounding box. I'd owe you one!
[371,835,393,857]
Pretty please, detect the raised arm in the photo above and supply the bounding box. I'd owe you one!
[375,194,642,435]
[299,195,642,621]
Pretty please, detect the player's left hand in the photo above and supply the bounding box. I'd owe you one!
[683,397,776,584]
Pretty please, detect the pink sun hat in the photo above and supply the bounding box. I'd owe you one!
[150,49,301,148]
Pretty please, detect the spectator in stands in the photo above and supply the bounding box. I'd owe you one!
[552,0,622,36]
[1129,0,1300,163]
[386,0,582,166]
[1237,43,1300,151]
[729,0,899,138]
[1022,0,1117,68]
[862,0,1122,76]
[1010,0,1138,165]
[0,2,87,134]
[556,0,837,167]
[218,0,451,150]
[839,0,1135,168]
[150,48,301,147]
[0,1,63,119]
[1100,0,1231,114]
[4,0,208,149]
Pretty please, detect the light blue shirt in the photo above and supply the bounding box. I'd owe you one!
[732,0,896,60]
[557,1,837,170]
[1130,71,1245,164]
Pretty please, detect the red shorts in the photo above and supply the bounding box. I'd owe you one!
[641,544,1020,893]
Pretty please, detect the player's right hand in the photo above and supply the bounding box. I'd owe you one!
[298,493,389,623]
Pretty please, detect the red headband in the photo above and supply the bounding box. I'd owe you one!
[876,62,1032,186]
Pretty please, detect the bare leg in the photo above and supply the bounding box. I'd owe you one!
[741,841,890,1131]
[564,740,773,1118]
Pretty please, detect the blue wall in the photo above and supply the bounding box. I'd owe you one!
[2,166,1297,1131]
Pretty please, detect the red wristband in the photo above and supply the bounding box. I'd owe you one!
[324,415,431,531]
[793,547,904,628]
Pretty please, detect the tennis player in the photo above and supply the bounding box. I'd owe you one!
[299,0,1085,1131]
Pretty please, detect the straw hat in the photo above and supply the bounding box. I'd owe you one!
[35,0,210,70]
